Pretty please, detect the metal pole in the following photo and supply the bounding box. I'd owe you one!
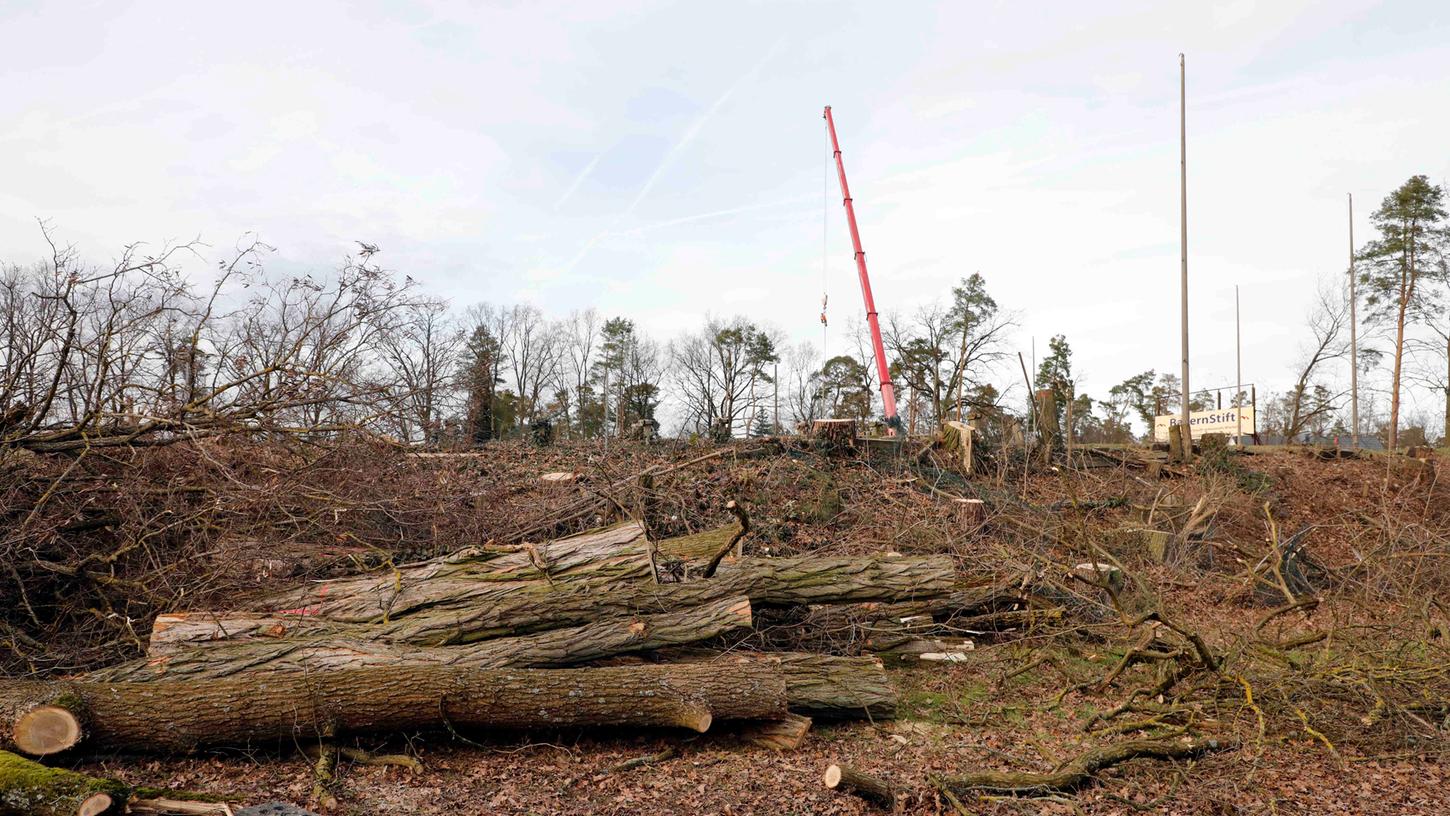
[1236,284,1242,444]
[1178,53,1192,459]
[1348,193,1360,450]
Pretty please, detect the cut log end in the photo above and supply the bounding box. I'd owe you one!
[822,764,843,788]
[77,793,114,816]
[14,705,83,756]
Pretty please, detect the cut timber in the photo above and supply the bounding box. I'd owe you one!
[154,555,955,649]
[665,651,897,719]
[11,706,82,756]
[935,736,1236,796]
[811,419,856,452]
[1,663,788,753]
[94,597,754,681]
[538,471,578,484]
[738,713,812,751]
[150,521,745,652]
[823,764,897,810]
[248,520,652,624]
[0,750,128,816]
[941,421,975,474]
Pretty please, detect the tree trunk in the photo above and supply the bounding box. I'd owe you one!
[150,522,747,652]
[940,421,973,474]
[738,713,812,751]
[661,651,897,720]
[151,555,956,649]
[245,520,653,627]
[1390,293,1407,450]
[1,663,790,754]
[0,750,129,816]
[95,597,754,682]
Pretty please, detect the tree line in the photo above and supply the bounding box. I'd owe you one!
[2,173,1444,451]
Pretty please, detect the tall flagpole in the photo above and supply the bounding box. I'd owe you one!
[1178,54,1191,459]
[1349,193,1360,450]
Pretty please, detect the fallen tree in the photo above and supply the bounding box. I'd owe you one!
[1,663,789,755]
[92,597,754,681]
[149,554,956,647]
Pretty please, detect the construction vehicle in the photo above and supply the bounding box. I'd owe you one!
[823,106,900,434]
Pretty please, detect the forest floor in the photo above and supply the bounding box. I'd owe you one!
[8,436,1449,815]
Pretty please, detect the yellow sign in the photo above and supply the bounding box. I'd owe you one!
[1153,407,1255,441]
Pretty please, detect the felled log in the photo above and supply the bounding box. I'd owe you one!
[663,651,897,719]
[92,597,754,681]
[245,520,655,624]
[0,750,128,816]
[738,713,812,751]
[822,764,897,810]
[153,555,956,648]
[934,736,1236,796]
[0,664,789,755]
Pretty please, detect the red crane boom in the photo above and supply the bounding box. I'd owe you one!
[824,106,899,431]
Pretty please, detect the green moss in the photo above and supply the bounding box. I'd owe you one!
[0,750,130,815]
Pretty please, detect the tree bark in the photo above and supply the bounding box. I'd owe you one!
[244,520,653,627]
[151,555,956,649]
[93,597,754,682]
[1,663,789,754]
[0,750,128,816]
[661,651,897,720]
[738,713,812,751]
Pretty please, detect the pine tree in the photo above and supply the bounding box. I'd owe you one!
[1357,175,1449,449]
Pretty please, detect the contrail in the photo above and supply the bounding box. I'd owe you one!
[606,193,814,238]
[552,152,603,211]
[561,37,785,275]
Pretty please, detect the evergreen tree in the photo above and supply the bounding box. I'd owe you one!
[1357,175,1449,449]
[462,325,501,444]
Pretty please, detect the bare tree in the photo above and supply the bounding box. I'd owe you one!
[1279,280,1352,441]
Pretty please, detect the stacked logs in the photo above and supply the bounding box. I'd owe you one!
[2,520,965,766]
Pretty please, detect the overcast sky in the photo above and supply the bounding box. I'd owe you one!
[2,1,1448,421]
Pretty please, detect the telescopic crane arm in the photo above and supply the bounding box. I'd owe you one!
[824,105,900,431]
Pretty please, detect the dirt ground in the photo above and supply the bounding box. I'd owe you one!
[13,438,1450,814]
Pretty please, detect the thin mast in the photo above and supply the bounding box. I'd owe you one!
[1348,193,1360,450]
[1178,54,1192,458]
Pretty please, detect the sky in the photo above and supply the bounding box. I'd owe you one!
[2,0,1448,426]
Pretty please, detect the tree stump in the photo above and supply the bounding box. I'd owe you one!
[953,498,985,528]
[811,419,856,453]
[940,421,974,474]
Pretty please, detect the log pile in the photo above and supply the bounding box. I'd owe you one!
[2,518,963,763]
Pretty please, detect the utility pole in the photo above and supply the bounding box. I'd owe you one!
[1236,285,1242,444]
[1348,193,1360,450]
[1178,53,1192,460]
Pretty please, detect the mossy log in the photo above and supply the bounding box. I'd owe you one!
[0,750,128,816]
[0,663,789,754]
[151,555,956,648]
[934,736,1236,796]
[91,597,754,681]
